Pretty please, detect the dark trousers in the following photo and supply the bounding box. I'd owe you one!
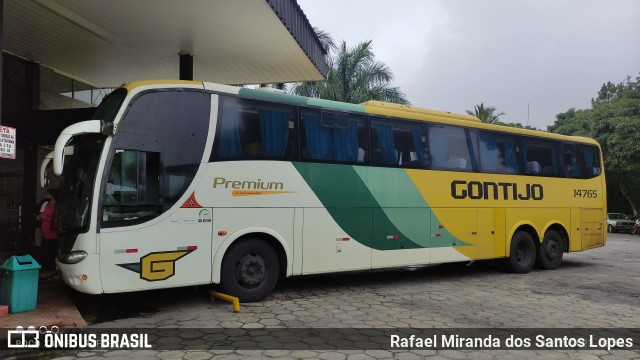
[41,239,58,271]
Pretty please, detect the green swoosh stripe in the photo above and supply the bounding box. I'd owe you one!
[293,162,421,250]
[294,163,470,250]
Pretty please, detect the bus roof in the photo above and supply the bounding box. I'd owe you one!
[120,80,601,147]
[361,101,481,123]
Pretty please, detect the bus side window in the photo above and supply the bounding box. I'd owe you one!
[370,119,429,168]
[214,96,297,161]
[479,132,520,174]
[578,145,601,178]
[429,125,473,171]
[103,150,161,226]
[561,143,580,178]
[300,109,368,164]
[523,139,560,176]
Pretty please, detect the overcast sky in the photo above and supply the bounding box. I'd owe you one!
[297,0,640,129]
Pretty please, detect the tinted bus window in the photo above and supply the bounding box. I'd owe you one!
[214,96,297,160]
[109,90,210,217]
[561,143,580,178]
[579,145,602,178]
[479,132,520,174]
[523,139,560,176]
[429,125,476,171]
[300,109,368,164]
[103,150,161,226]
[371,118,429,168]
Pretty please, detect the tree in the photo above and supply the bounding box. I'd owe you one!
[267,27,338,92]
[493,121,538,131]
[291,39,409,105]
[466,103,505,124]
[314,27,338,56]
[549,74,640,215]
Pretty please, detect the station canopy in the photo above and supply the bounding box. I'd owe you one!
[4,0,327,87]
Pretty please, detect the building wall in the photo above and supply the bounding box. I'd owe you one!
[1,52,95,252]
[0,52,36,251]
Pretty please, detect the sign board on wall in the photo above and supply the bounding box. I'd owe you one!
[0,126,17,159]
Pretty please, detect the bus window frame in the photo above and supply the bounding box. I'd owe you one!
[577,144,602,179]
[205,92,603,181]
[427,123,477,172]
[298,106,370,166]
[369,116,430,169]
[98,88,210,230]
[560,142,581,178]
[211,95,299,162]
[101,148,163,228]
[522,136,562,178]
[477,130,522,175]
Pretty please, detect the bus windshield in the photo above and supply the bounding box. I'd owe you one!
[56,89,125,234]
[93,89,126,123]
[57,135,105,234]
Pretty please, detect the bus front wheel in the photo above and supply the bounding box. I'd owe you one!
[536,230,563,270]
[220,239,279,303]
[507,231,536,274]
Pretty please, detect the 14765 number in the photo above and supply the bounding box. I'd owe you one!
[573,189,598,198]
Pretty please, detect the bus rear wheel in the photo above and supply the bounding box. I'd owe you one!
[507,231,536,274]
[220,239,279,303]
[536,230,563,270]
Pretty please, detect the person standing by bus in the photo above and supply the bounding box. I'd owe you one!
[37,188,58,276]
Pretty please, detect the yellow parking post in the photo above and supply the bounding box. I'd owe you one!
[209,290,240,312]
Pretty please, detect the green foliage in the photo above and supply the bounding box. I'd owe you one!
[493,121,538,131]
[549,74,640,215]
[314,27,338,56]
[466,103,536,129]
[466,103,505,124]
[291,35,409,105]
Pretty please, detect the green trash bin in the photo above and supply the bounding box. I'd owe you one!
[0,255,41,313]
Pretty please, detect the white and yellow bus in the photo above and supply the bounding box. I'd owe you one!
[51,80,606,301]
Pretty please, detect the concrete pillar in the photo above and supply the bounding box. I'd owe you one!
[0,0,4,125]
[179,53,193,81]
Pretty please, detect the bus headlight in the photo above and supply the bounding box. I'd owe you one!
[63,251,88,264]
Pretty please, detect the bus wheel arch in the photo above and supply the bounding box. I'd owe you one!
[213,228,291,283]
[219,237,280,302]
[212,229,290,302]
[506,225,538,274]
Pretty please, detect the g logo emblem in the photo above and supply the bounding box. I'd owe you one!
[117,250,193,281]
[140,251,190,281]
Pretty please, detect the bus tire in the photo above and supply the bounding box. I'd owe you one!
[536,230,563,270]
[507,231,536,274]
[220,238,279,303]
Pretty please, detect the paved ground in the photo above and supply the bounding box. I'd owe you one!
[9,233,640,359]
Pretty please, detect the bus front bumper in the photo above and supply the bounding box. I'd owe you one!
[56,253,103,294]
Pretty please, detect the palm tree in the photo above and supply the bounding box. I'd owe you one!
[466,103,505,124]
[292,39,409,105]
[268,27,337,91]
[314,27,338,56]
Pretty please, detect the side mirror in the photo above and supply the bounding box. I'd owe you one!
[54,120,101,175]
[40,154,52,188]
[41,146,74,187]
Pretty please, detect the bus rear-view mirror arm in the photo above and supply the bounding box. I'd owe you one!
[41,146,74,188]
[53,120,114,175]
